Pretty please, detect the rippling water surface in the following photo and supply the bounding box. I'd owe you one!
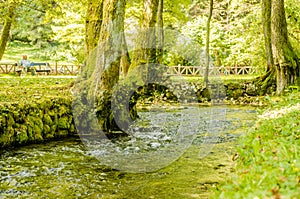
[0,106,257,198]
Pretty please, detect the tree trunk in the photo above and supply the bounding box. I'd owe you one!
[131,0,159,69]
[271,0,299,94]
[95,0,127,132]
[0,4,15,61]
[156,0,164,64]
[204,0,213,87]
[260,0,299,94]
[85,0,103,57]
[120,30,131,77]
[262,0,274,72]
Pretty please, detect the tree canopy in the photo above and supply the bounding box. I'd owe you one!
[0,0,299,73]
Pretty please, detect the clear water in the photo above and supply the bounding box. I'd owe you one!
[0,106,256,198]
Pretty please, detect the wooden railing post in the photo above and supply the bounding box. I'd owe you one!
[55,62,58,75]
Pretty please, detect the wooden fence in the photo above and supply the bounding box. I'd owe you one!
[169,65,258,76]
[0,62,81,75]
[0,62,258,76]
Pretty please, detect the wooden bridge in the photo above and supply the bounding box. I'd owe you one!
[0,62,258,76]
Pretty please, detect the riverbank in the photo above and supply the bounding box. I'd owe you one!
[215,91,300,198]
[0,76,275,149]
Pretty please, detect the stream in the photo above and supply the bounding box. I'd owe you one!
[0,105,257,198]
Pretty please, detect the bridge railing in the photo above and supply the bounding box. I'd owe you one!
[1,62,258,76]
[169,65,259,76]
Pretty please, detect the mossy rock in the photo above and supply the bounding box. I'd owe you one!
[69,123,76,134]
[0,127,14,147]
[7,113,15,128]
[27,126,34,141]
[58,116,71,130]
[245,83,258,96]
[0,115,6,126]
[43,114,53,125]
[232,89,244,100]
[51,124,57,133]
[44,125,54,139]
[15,130,28,144]
[57,130,69,137]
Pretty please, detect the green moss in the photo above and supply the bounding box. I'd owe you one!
[43,114,53,125]
[15,130,28,144]
[58,116,70,130]
[7,113,15,127]
[50,124,57,133]
[57,130,69,137]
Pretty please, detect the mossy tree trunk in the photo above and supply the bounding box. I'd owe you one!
[261,0,299,94]
[94,0,126,132]
[0,3,16,61]
[120,30,131,77]
[85,0,103,57]
[131,0,159,69]
[271,0,299,93]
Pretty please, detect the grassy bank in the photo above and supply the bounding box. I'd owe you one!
[215,92,300,198]
[0,77,74,103]
[0,77,76,148]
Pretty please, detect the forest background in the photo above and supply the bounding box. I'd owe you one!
[1,0,299,71]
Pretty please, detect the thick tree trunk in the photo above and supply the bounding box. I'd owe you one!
[0,4,15,61]
[271,0,299,94]
[204,0,213,87]
[85,0,103,57]
[260,0,299,94]
[95,0,128,132]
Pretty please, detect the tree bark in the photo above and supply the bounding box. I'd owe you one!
[85,0,103,57]
[95,0,127,131]
[204,0,213,87]
[131,0,159,69]
[120,30,131,77]
[0,4,15,61]
[156,0,164,64]
[271,0,299,94]
[261,0,299,94]
[262,0,274,72]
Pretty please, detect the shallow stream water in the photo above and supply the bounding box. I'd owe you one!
[0,105,257,198]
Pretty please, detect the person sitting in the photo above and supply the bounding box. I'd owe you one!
[20,55,35,75]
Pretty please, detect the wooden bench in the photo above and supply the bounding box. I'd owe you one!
[16,62,51,76]
[33,63,51,74]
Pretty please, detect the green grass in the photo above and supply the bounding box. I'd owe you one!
[215,91,300,198]
[2,41,51,63]
[0,77,75,103]
[1,41,78,64]
[170,75,258,84]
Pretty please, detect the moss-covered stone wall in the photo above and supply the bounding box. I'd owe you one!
[0,97,76,149]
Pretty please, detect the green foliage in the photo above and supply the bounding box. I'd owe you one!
[215,91,300,198]
[286,0,300,57]
[1,0,300,67]
[181,0,265,72]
